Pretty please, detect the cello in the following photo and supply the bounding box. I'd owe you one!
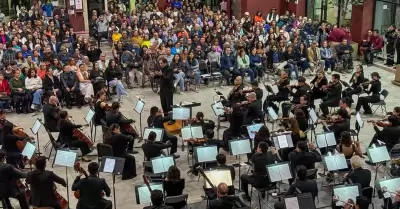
[68,117,94,148]
[73,162,104,199]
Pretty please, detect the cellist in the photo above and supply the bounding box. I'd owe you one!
[94,91,108,126]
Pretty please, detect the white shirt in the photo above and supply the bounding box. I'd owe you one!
[25,77,43,90]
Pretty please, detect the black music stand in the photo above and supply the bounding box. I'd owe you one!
[267,107,279,131]
[30,118,43,155]
[134,98,145,142]
[211,100,227,140]
[367,144,391,196]
[284,193,316,209]
[322,152,348,185]
[135,182,163,205]
[229,138,252,192]
[308,108,318,142]
[100,156,125,209]
[54,149,78,209]
[84,109,95,141]
[21,142,36,171]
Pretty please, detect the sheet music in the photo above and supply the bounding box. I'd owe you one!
[267,166,282,182]
[85,109,95,124]
[31,119,42,135]
[356,112,364,128]
[212,102,225,116]
[309,108,318,123]
[151,158,164,174]
[268,107,278,120]
[325,132,337,146]
[172,107,190,120]
[380,178,400,198]
[196,146,218,163]
[368,146,390,163]
[54,150,77,167]
[180,127,192,140]
[273,137,280,149]
[316,134,327,148]
[277,135,288,148]
[285,197,300,209]
[138,184,163,204]
[286,135,294,147]
[324,155,338,171]
[204,170,233,188]
[191,126,204,138]
[278,163,292,180]
[143,128,163,142]
[162,157,175,172]
[135,100,145,113]
[103,158,115,173]
[246,124,263,140]
[334,185,359,206]
[230,139,251,155]
[335,154,348,170]
[21,142,36,160]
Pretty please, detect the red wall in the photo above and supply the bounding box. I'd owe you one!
[66,0,86,32]
[350,0,374,43]
[287,0,306,17]
[240,0,286,17]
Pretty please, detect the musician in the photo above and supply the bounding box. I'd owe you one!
[58,110,92,162]
[142,131,172,161]
[366,115,400,154]
[248,126,273,160]
[43,96,60,132]
[157,57,174,114]
[209,183,248,209]
[321,108,350,144]
[1,123,34,167]
[242,92,262,125]
[0,149,29,209]
[107,124,137,180]
[191,112,216,134]
[336,131,363,159]
[289,141,322,173]
[248,80,263,101]
[224,76,245,107]
[352,72,382,115]
[319,73,342,118]
[163,166,185,209]
[273,165,318,209]
[26,156,67,209]
[143,190,174,209]
[147,106,179,158]
[105,102,137,154]
[281,77,311,118]
[343,156,371,189]
[72,162,112,209]
[241,142,281,201]
[222,104,244,150]
[266,71,290,113]
[94,91,108,126]
[342,65,365,105]
[309,70,328,108]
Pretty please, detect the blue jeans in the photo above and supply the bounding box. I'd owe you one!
[32,89,43,106]
[174,71,185,91]
[0,101,9,109]
[298,60,309,72]
[323,58,336,70]
[109,80,127,99]
[286,63,299,79]
[240,68,255,81]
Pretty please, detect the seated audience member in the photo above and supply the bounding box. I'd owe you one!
[76,64,95,104]
[9,69,30,114]
[163,166,185,209]
[249,47,264,82]
[307,40,325,74]
[320,41,335,73]
[25,68,44,110]
[283,44,299,79]
[274,165,318,209]
[343,156,371,189]
[209,183,248,209]
[237,49,255,82]
[60,66,82,108]
[42,68,62,100]
[364,29,383,66]
[266,45,285,71]
[142,131,172,161]
[0,73,11,109]
[105,59,128,101]
[336,39,354,70]
[143,190,174,209]
[220,47,239,85]
[359,29,372,60]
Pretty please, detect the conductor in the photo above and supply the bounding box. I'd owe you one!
[157,57,174,115]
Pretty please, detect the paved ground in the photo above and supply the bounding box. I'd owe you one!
[5,47,400,208]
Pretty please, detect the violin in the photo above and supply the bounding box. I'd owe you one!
[73,162,104,199]
[183,138,207,144]
[367,120,392,127]
[319,116,343,125]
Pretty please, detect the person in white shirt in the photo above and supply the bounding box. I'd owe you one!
[25,68,43,110]
[266,8,279,23]
[97,53,109,71]
[150,32,163,47]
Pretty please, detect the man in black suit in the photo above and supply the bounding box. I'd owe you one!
[71,162,112,209]
[142,131,172,161]
[319,73,342,118]
[274,165,318,209]
[143,190,173,209]
[241,142,281,201]
[288,141,322,173]
[27,156,67,209]
[106,102,137,154]
[344,156,371,189]
[157,57,174,114]
[243,92,262,125]
[282,76,311,118]
[322,108,350,144]
[366,115,400,152]
[0,149,29,209]
[209,183,248,209]
[43,96,60,132]
[352,72,382,115]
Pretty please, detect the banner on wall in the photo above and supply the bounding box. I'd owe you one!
[75,0,83,10]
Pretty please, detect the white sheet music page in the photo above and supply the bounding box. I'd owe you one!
[191,126,204,138]
[212,102,225,116]
[162,157,175,172]
[181,127,192,140]
[335,186,359,206]
[138,184,163,204]
[324,155,338,171]
[278,164,292,180]
[205,170,232,188]
[268,166,282,182]
[285,197,300,209]
[380,178,400,198]
[277,135,288,148]
[335,154,348,170]
[325,132,337,146]
[316,134,327,148]
[103,158,116,173]
[369,146,390,163]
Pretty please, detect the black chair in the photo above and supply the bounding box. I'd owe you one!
[100,119,112,143]
[91,113,102,143]
[164,194,188,208]
[96,143,113,163]
[45,128,70,168]
[370,89,389,115]
[249,177,277,209]
[350,121,361,141]
[361,186,374,209]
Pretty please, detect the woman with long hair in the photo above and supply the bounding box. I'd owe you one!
[105,59,128,101]
[163,165,185,209]
[76,64,94,104]
[25,68,43,110]
[187,51,201,92]
[170,54,186,94]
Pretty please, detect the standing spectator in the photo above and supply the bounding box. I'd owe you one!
[266,8,279,24]
[96,15,110,47]
[41,0,54,21]
[364,29,383,66]
[385,25,396,66]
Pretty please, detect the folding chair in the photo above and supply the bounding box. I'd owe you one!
[390,144,400,158]
[164,194,188,208]
[96,143,113,163]
[361,186,374,209]
[369,89,388,115]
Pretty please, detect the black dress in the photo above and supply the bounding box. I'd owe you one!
[107,132,137,180]
[163,179,186,209]
[94,101,106,125]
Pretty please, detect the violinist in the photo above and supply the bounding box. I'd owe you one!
[26,156,67,209]
[1,123,34,167]
[94,91,108,126]
[281,76,311,118]
[58,110,92,162]
[71,162,112,209]
[106,124,137,180]
[225,76,245,106]
[222,104,244,150]
[352,72,382,115]
[0,149,29,209]
[366,116,400,156]
[105,102,138,154]
[342,65,365,105]
[343,156,371,190]
[321,108,350,147]
[242,92,262,125]
[191,112,216,134]
[319,73,342,118]
[309,70,328,108]
[243,81,263,101]
[43,96,60,132]
[266,71,290,113]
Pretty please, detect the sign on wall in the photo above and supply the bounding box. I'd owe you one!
[75,0,83,10]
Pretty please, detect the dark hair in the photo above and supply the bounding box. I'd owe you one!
[150,106,159,115]
[394,106,400,114]
[216,154,226,165]
[196,112,204,121]
[88,162,99,175]
[205,129,214,139]
[35,156,47,170]
[255,126,271,145]
[297,141,308,152]
[374,29,379,33]
[59,110,68,119]
[341,97,350,106]
[96,91,106,99]
[296,165,307,180]
[332,73,340,80]
[250,81,258,87]
[166,165,181,183]
[27,68,37,78]
[158,57,168,64]
[148,131,157,141]
[110,123,120,131]
[340,131,352,146]
[297,76,306,83]
[111,102,120,110]
[150,190,164,206]
[258,142,269,153]
[2,123,13,135]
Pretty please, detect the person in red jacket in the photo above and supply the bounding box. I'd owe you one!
[364,29,383,66]
[0,73,11,109]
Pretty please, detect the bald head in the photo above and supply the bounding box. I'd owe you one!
[217,183,229,197]
[49,96,58,105]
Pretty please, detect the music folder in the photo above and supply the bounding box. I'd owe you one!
[99,156,125,175]
[284,193,316,209]
[246,123,263,140]
[204,169,233,189]
[84,109,95,124]
[308,108,318,123]
[135,183,163,204]
[267,107,278,121]
[211,101,225,116]
[316,132,336,148]
[172,107,190,120]
[31,118,42,135]
[54,149,78,167]
[272,133,294,149]
[194,145,218,163]
[134,99,145,114]
[143,128,164,142]
[367,144,390,163]
[323,153,348,171]
[267,162,292,182]
[376,177,400,198]
[181,126,204,140]
[151,156,175,174]
[356,112,364,128]
[22,142,36,160]
[333,184,361,206]
[229,138,251,156]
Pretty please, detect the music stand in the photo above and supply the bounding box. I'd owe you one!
[211,101,227,139]
[323,152,348,184]
[194,145,218,168]
[272,132,294,150]
[204,169,233,189]
[85,109,95,141]
[367,144,391,196]
[135,183,163,204]
[267,162,292,183]
[333,184,361,207]
[229,138,252,191]
[284,193,316,209]
[181,126,204,140]
[308,108,318,141]
[151,155,175,174]
[21,142,36,171]
[100,156,125,209]
[172,107,190,120]
[54,149,78,209]
[246,123,263,140]
[267,107,279,130]
[134,98,145,141]
[356,112,364,128]
[30,118,43,155]
[315,132,336,149]
[376,177,400,199]
[143,128,164,142]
